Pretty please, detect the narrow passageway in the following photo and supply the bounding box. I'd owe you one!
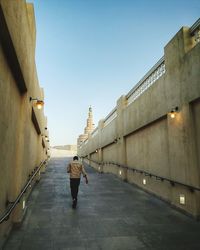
[4,158,200,250]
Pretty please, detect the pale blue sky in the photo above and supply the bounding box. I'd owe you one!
[30,0,200,146]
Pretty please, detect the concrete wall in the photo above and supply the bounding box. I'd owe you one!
[78,24,200,217]
[0,0,50,246]
[50,148,77,158]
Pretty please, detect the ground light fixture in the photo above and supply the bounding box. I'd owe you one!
[170,106,179,118]
[22,200,26,210]
[30,97,44,110]
[119,170,122,175]
[143,178,147,185]
[179,194,186,205]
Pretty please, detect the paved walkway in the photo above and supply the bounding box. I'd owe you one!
[3,158,200,250]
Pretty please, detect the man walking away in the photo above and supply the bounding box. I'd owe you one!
[67,156,88,209]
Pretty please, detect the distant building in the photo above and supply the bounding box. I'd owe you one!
[53,145,77,151]
[77,106,95,147]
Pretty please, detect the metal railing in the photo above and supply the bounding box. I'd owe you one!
[104,107,117,127]
[0,160,47,224]
[91,127,98,138]
[83,158,200,193]
[126,56,165,105]
[190,18,200,44]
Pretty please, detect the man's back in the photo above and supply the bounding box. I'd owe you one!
[67,160,87,179]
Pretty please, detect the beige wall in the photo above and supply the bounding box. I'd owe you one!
[78,25,200,217]
[0,0,50,246]
[126,118,170,176]
[192,100,200,167]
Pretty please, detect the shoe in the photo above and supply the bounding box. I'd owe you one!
[72,199,77,209]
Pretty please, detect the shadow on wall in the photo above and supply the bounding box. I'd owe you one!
[50,148,77,158]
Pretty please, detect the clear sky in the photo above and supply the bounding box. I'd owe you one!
[30,0,200,146]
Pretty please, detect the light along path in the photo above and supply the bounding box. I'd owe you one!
[4,157,200,250]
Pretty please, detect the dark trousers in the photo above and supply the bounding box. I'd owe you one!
[70,178,80,200]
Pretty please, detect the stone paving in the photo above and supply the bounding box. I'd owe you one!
[3,157,200,250]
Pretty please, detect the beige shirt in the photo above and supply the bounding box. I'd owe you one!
[67,160,87,179]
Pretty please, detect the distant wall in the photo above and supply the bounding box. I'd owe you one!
[51,148,77,158]
[53,145,77,151]
[78,23,200,217]
[0,0,50,246]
